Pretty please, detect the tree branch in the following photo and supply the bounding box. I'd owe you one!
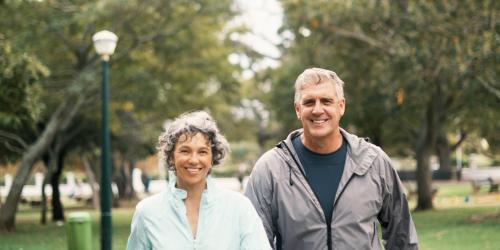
[3,141,24,154]
[478,76,500,100]
[450,131,467,152]
[327,25,392,53]
[0,130,28,150]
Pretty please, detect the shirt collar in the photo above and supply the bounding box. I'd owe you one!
[167,172,216,205]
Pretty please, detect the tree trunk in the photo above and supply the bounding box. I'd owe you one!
[113,153,136,200]
[40,173,49,225]
[370,124,383,147]
[415,91,438,211]
[123,160,136,200]
[415,143,434,210]
[0,98,81,231]
[82,155,100,210]
[114,153,126,199]
[436,134,452,179]
[0,106,65,231]
[51,150,65,222]
[40,156,50,225]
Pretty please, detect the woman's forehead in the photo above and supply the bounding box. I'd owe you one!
[177,132,209,145]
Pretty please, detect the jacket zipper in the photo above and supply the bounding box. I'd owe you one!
[280,141,334,250]
[329,174,355,250]
[327,223,332,250]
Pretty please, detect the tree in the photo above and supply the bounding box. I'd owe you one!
[0,0,242,231]
[270,0,499,211]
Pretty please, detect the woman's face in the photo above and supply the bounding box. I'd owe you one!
[172,132,212,190]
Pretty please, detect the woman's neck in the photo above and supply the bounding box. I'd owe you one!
[176,178,207,197]
[177,180,207,238]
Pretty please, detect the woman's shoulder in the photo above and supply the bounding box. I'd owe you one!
[214,187,253,208]
[135,191,167,214]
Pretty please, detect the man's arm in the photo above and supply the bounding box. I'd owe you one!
[377,154,418,250]
[244,153,276,248]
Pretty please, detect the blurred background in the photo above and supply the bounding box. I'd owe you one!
[0,0,498,249]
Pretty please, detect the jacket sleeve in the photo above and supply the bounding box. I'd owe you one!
[126,204,151,250]
[244,152,277,248]
[239,197,273,250]
[377,153,419,250]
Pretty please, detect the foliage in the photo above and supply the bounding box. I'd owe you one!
[0,0,243,160]
[269,0,499,210]
[0,39,48,128]
[0,0,249,230]
[0,37,50,164]
[272,0,499,153]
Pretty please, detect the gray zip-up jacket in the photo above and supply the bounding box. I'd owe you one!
[245,129,418,250]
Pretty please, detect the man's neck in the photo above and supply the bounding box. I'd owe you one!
[301,130,343,154]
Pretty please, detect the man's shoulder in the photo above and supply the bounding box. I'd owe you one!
[342,129,388,155]
[254,146,284,168]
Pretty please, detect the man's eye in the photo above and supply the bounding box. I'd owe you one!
[199,150,209,155]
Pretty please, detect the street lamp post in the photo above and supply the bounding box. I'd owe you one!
[92,30,118,250]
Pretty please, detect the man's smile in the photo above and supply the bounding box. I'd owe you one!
[311,119,328,124]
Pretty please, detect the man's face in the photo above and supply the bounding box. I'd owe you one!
[294,82,345,143]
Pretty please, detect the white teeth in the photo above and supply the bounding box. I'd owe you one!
[312,119,327,124]
[185,168,201,174]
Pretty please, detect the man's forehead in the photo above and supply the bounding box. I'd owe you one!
[299,82,336,94]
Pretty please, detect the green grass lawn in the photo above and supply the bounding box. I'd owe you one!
[434,182,477,198]
[413,206,500,250]
[0,208,133,250]
[1,182,500,249]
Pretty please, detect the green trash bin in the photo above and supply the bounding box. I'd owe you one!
[67,212,92,250]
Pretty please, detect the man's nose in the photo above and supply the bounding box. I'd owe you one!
[312,100,323,114]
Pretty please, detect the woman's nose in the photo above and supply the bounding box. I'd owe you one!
[187,153,200,164]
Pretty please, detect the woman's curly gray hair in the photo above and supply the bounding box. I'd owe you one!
[158,110,229,171]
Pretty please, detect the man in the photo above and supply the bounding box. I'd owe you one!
[245,68,418,250]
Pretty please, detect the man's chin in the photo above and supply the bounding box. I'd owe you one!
[306,128,336,138]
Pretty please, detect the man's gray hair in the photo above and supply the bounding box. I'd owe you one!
[158,110,229,171]
[294,67,345,104]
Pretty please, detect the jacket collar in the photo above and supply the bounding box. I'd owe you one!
[339,128,377,176]
[282,128,377,176]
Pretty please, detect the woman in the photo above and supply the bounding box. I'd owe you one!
[127,111,271,250]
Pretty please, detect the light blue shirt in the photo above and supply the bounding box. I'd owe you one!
[126,175,271,250]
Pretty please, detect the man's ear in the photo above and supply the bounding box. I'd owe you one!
[339,99,346,116]
[294,103,301,119]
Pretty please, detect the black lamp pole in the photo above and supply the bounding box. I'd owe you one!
[100,57,112,250]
